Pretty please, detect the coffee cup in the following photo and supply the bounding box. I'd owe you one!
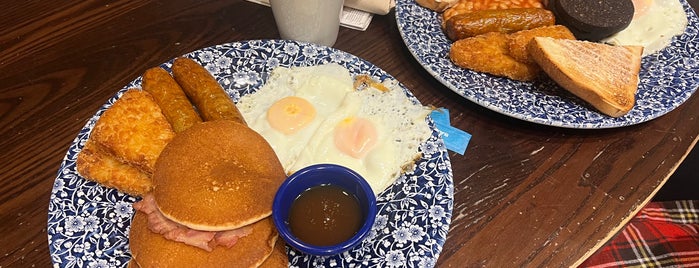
[269,0,345,47]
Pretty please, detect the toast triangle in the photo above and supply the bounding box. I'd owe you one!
[527,37,643,117]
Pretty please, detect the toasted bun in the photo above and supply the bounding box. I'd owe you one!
[258,238,289,268]
[153,120,286,231]
[129,212,278,268]
[528,37,643,117]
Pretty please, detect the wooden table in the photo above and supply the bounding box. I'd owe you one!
[2,0,698,267]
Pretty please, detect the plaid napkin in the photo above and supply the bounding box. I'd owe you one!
[580,200,699,268]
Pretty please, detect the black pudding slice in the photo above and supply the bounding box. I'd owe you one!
[550,0,635,41]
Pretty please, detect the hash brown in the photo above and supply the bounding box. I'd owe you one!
[506,25,576,64]
[76,140,153,196]
[450,32,540,81]
[89,89,175,174]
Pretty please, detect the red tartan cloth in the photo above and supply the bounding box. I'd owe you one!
[580,200,699,268]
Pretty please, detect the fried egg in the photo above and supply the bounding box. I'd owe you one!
[602,0,688,56]
[237,64,432,196]
[287,81,432,194]
[236,63,354,169]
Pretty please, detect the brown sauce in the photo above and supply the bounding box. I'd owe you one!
[288,184,363,246]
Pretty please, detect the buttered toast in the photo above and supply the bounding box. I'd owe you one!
[527,37,643,117]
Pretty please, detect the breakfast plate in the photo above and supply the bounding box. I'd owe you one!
[395,0,699,129]
[47,39,453,267]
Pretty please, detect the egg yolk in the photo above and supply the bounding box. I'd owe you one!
[267,96,316,135]
[631,0,652,18]
[333,117,378,159]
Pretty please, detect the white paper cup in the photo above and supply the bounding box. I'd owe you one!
[270,0,344,47]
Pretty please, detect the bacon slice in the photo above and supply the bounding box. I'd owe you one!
[214,226,253,248]
[133,194,251,252]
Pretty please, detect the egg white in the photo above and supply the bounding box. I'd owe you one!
[602,0,688,56]
[287,80,433,195]
[238,64,433,196]
[236,63,354,171]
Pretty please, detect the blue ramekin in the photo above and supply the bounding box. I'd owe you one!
[272,163,377,256]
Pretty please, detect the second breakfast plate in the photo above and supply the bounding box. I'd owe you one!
[396,0,699,129]
[47,40,453,267]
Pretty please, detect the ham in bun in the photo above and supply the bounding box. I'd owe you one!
[129,120,288,267]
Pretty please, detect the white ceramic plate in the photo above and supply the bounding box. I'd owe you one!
[395,0,699,128]
[47,40,453,268]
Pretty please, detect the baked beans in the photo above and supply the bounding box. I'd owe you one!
[443,0,544,23]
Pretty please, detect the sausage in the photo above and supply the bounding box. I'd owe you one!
[171,57,247,125]
[445,8,555,41]
[142,67,202,133]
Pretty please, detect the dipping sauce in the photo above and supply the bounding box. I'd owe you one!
[287,184,363,246]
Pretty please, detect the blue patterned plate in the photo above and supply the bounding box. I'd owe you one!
[47,40,453,268]
[396,0,699,128]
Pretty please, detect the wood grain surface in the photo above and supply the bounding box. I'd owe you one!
[1,0,698,267]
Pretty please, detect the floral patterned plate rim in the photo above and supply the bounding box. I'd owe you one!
[395,0,699,129]
[47,39,453,268]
